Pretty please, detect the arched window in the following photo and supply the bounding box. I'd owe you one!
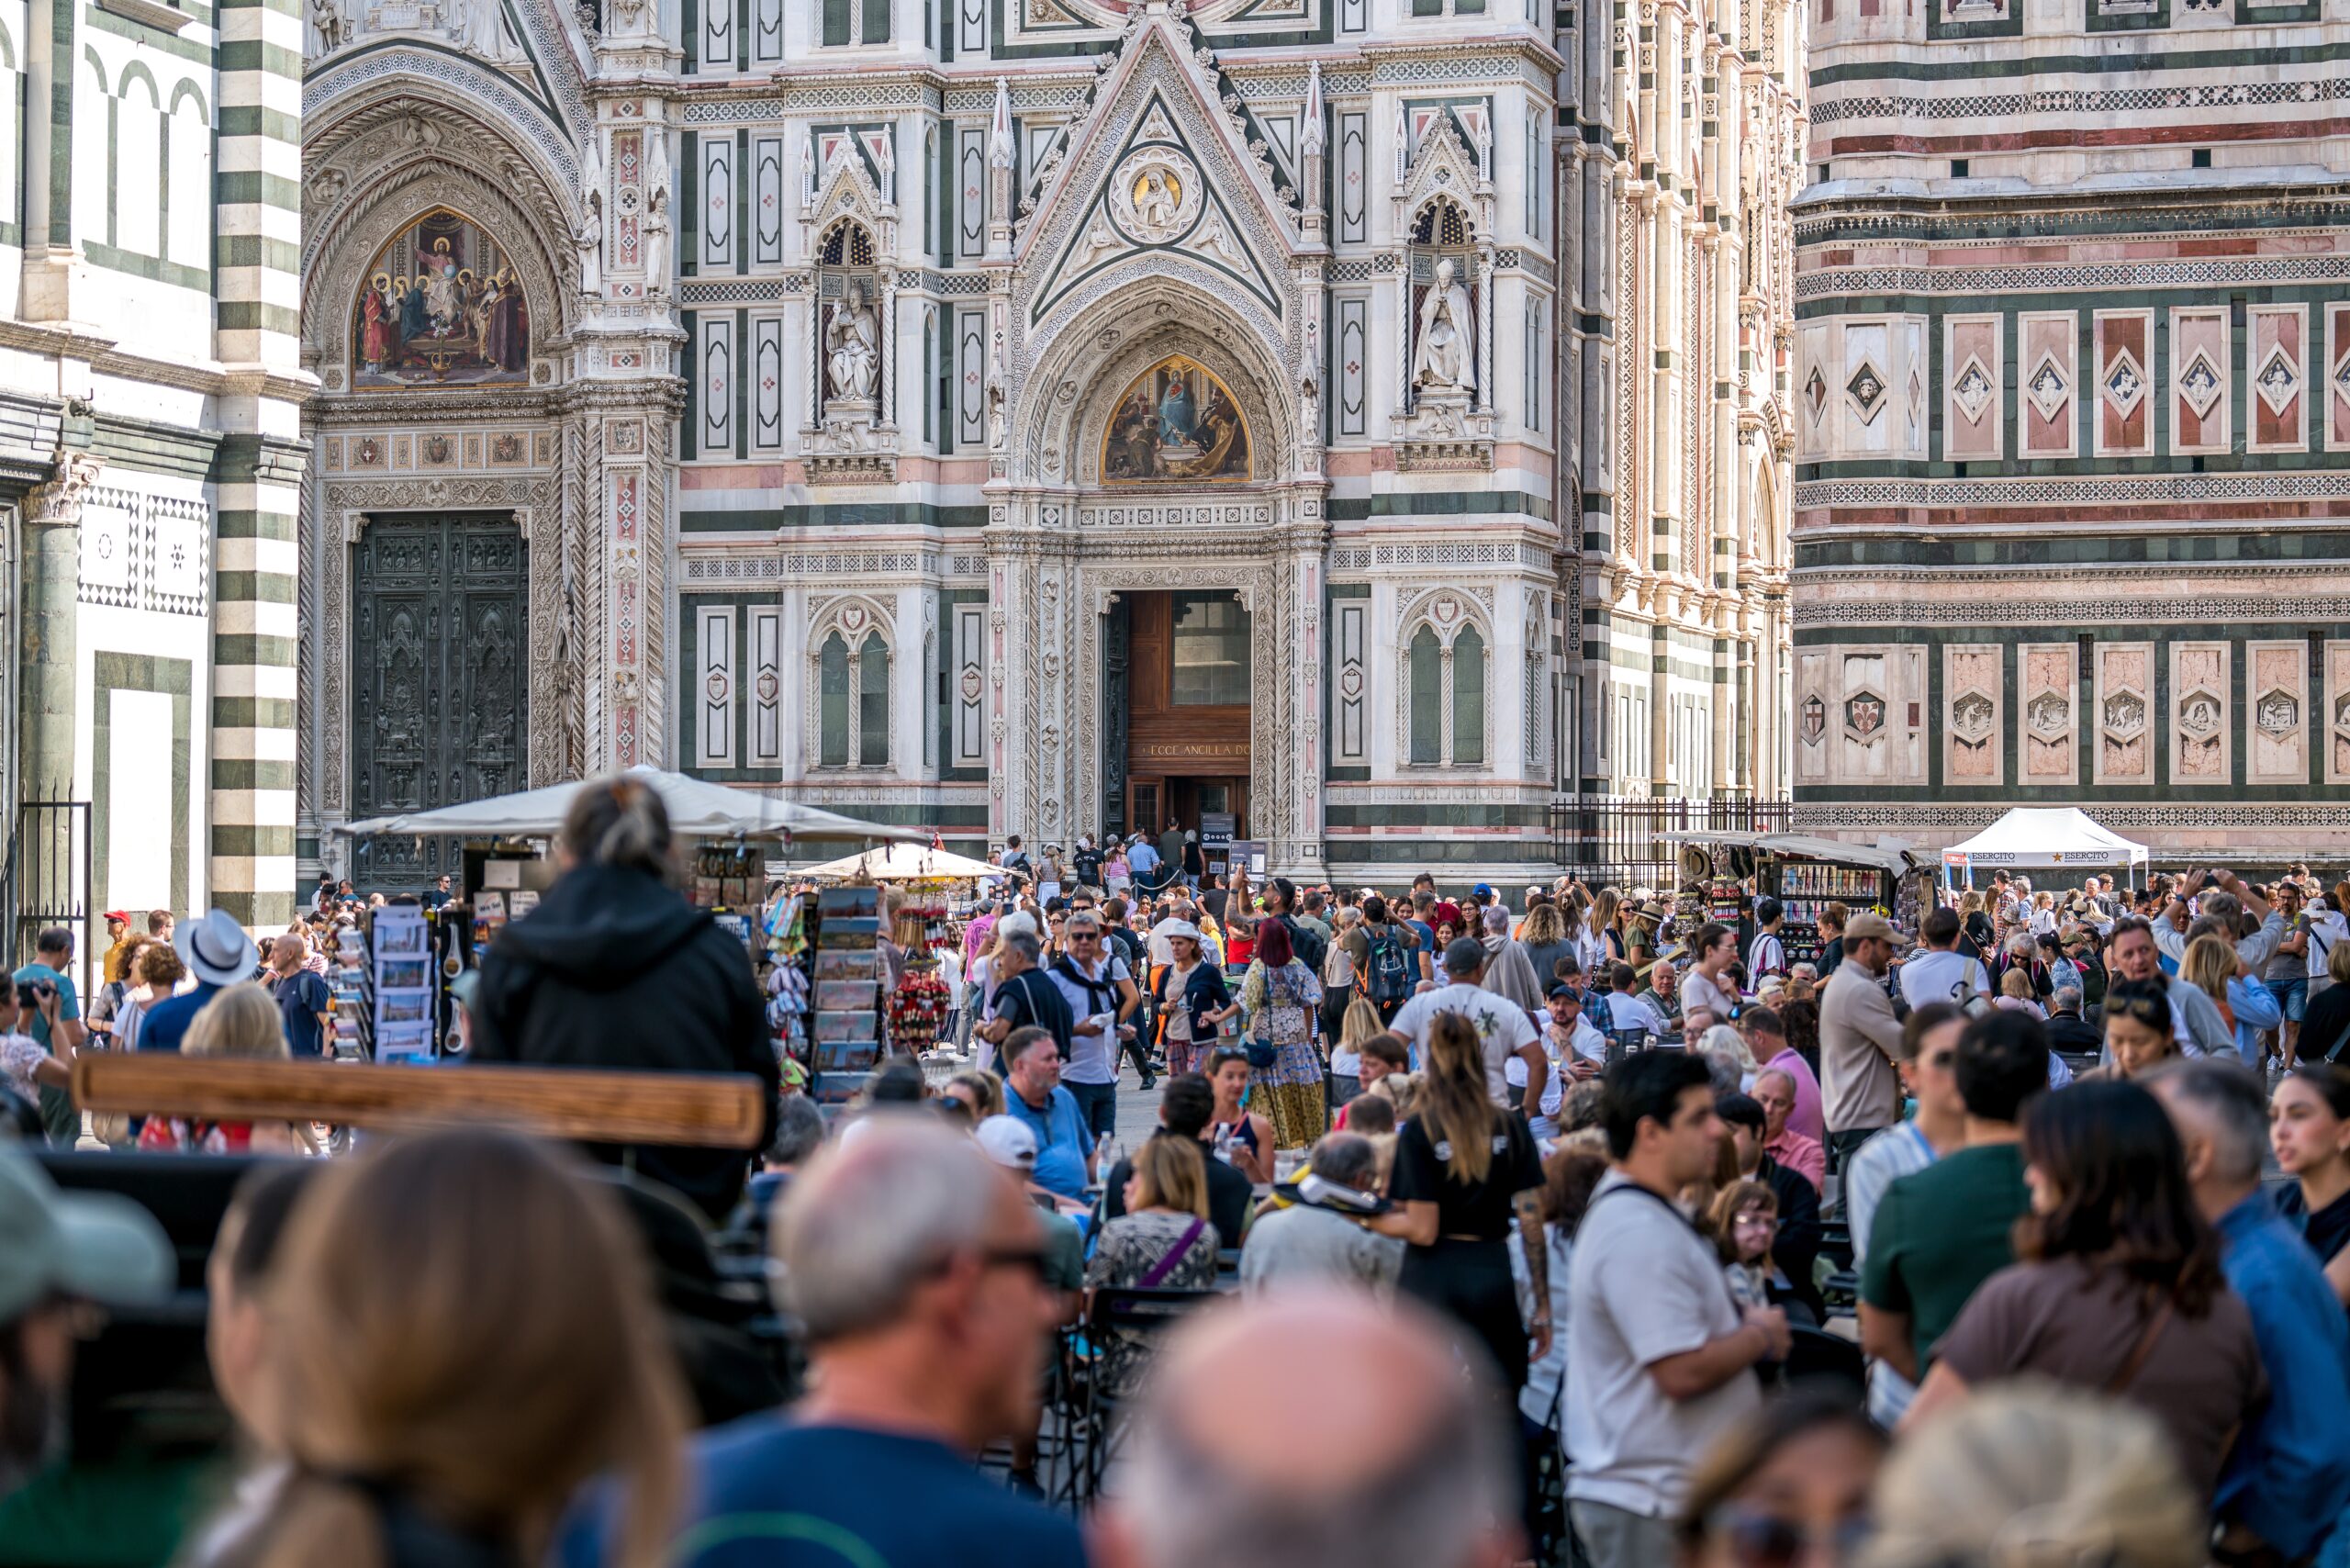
[814,609,892,770]
[856,630,890,767]
[1408,625,1442,765]
[818,632,851,767]
[1403,603,1490,770]
[1450,624,1485,766]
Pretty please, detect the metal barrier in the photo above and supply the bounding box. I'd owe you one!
[5,798,90,987]
[1550,796,1791,891]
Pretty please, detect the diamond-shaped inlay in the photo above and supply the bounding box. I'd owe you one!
[2257,688,2300,736]
[757,669,781,703]
[1804,365,1830,424]
[2180,689,2222,739]
[2103,689,2146,738]
[2256,347,2301,415]
[2335,689,2350,731]
[1952,690,1994,744]
[1800,695,1826,744]
[2103,351,2146,416]
[2333,353,2350,401]
[2178,353,2223,419]
[2026,354,2070,420]
[705,669,729,702]
[2027,690,2071,739]
[1845,362,1887,424]
[1952,358,1995,423]
[1844,689,1886,739]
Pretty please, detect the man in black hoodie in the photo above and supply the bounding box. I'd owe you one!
[469,777,778,1220]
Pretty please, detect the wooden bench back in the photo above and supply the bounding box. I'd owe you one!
[71,1054,767,1148]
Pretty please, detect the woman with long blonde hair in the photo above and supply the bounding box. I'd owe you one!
[1591,887,1625,962]
[2183,932,2283,1064]
[219,1129,687,1568]
[1371,1011,1549,1393]
[136,983,316,1155]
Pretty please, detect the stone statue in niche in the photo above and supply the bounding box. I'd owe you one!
[825,283,881,405]
[308,0,349,55]
[1413,257,1473,392]
[643,133,672,293]
[446,0,525,62]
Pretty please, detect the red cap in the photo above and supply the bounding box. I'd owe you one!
[104,910,130,924]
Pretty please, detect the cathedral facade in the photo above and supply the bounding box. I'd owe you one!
[294,0,1800,889]
[1793,0,2350,862]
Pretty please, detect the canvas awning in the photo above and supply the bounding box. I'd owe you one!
[798,843,1004,882]
[337,767,924,845]
[1939,807,2151,871]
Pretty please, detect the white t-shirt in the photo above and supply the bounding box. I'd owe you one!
[1748,931,1786,978]
[1390,982,1539,1104]
[1679,969,1739,1023]
[2311,911,2349,980]
[1549,1014,1609,1066]
[1565,1171,1762,1518]
[1046,953,1131,1086]
[1897,948,1988,1010]
[1598,991,1668,1040]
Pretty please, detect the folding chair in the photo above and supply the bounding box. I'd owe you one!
[1070,1284,1216,1504]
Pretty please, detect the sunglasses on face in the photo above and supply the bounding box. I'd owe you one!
[1708,1507,1873,1568]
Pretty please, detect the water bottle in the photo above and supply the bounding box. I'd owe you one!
[1212,1122,1236,1164]
[1095,1131,1124,1173]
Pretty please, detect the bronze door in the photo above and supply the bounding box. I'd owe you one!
[351,514,527,889]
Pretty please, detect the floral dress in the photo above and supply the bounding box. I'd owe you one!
[1240,958,1326,1149]
[1084,1210,1220,1392]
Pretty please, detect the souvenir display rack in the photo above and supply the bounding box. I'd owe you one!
[886,894,952,1056]
[807,884,883,1105]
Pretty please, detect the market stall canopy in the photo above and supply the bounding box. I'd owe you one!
[1939,807,2150,870]
[338,767,925,845]
[1668,831,1919,878]
[799,843,1004,882]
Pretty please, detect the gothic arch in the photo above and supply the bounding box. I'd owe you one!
[1010,275,1298,490]
[301,102,574,386]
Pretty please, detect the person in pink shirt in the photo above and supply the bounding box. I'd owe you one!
[963,901,1002,968]
[1752,1066,1826,1193]
[1740,1004,1825,1144]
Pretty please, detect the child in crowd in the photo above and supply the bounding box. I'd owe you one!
[1711,1180,1781,1310]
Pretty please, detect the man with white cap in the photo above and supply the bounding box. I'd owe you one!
[138,908,257,1055]
[0,1145,173,1500]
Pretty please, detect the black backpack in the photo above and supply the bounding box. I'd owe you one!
[1281,914,1327,976]
[1366,927,1414,1004]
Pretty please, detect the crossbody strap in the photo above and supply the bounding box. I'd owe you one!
[2107,1294,2176,1394]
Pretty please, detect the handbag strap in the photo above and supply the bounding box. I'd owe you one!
[2106,1294,2176,1395]
[1138,1215,1206,1288]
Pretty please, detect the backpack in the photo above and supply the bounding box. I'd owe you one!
[1322,932,1355,990]
[1282,916,1327,977]
[1366,928,1414,1005]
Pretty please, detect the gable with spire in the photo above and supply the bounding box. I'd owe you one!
[1015,13,1299,332]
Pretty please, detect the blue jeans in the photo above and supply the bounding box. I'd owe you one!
[2277,976,2311,1025]
[1065,1079,1118,1142]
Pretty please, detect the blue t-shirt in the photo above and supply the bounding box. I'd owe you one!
[1006,1082,1091,1199]
[13,963,80,1048]
[138,980,221,1053]
[556,1417,1088,1568]
[1408,919,1438,956]
[274,969,332,1058]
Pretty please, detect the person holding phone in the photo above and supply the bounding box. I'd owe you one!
[14,927,82,1146]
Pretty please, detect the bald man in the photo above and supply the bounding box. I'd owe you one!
[1096,1291,1520,1568]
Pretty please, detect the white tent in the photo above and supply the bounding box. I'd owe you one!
[1940,807,2150,874]
[337,766,925,845]
[799,842,1003,882]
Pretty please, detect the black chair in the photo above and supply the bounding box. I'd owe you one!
[1067,1285,1216,1503]
[1782,1324,1866,1403]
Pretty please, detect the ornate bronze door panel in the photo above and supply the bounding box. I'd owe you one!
[351,514,527,889]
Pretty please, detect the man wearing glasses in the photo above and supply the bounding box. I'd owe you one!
[1046,909,1141,1141]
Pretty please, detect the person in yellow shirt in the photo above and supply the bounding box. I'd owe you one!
[100,912,134,985]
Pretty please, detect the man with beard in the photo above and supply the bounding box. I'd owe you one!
[0,1146,172,1501]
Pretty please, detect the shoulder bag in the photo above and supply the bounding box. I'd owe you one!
[1138,1215,1207,1287]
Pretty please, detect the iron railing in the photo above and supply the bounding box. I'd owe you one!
[4,799,91,991]
[1550,796,1792,892]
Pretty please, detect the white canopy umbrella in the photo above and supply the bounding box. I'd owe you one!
[1940,807,2150,874]
[798,842,1004,882]
[337,766,925,845]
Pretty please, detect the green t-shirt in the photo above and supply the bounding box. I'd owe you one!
[1858,1141,2030,1372]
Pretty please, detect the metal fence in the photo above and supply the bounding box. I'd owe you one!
[4,800,91,989]
[1550,796,1792,892]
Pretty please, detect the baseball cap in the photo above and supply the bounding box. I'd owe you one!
[104,910,130,924]
[974,1114,1038,1170]
[0,1145,174,1325]
[1472,883,1494,900]
[1547,981,1580,1000]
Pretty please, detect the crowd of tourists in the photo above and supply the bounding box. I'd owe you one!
[12,792,2350,1568]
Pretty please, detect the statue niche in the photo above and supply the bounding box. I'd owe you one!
[1100,356,1251,485]
[816,219,882,420]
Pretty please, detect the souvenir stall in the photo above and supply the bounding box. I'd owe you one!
[336,768,919,1064]
[1670,834,1927,969]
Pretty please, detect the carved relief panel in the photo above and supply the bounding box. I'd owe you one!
[1796,649,1829,783]
[2093,642,2154,787]
[1943,643,2002,785]
[2246,639,2307,786]
[2018,643,2076,787]
[2327,642,2350,786]
[1828,644,1924,784]
[2170,641,2232,786]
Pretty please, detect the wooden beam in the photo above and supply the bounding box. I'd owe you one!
[72,1055,767,1149]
